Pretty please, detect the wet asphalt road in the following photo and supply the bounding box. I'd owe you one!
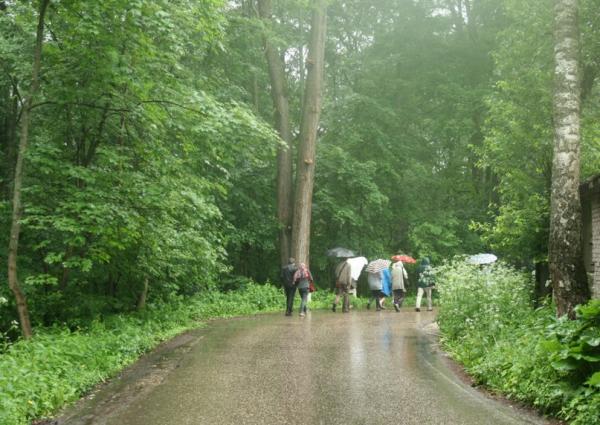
[59,309,551,425]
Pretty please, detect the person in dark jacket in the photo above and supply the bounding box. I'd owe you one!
[281,258,297,316]
[416,257,435,312]
[293,262,314,317]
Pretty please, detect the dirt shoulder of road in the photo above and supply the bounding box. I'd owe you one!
[53,326,206,425]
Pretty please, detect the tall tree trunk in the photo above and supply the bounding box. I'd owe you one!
[257,0,294,267]
[290,0,327,266]
[137,277,149,310]
[549,0,590,318]
[1,86,18,199]
[7,0,50,339]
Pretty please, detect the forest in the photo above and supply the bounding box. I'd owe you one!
[1,0,600,424]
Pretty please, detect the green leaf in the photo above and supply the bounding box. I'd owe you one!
[586,372,600,387]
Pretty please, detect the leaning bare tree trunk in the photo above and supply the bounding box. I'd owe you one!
[290,0,327,266]
[549,0,590,318]
[7,0,50,339]
[257,0,294,268]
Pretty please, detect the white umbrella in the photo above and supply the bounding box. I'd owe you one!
[468,253,497,265]
[347,256,368,280]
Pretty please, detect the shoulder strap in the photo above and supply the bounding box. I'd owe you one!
[336,262,349,280]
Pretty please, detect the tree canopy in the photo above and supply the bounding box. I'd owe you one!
[1,0,600,333]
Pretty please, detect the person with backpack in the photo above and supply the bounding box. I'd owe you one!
[293,262,314,317]
[281,258,297,316]
[416,257,435,312]
[332,260,352,313]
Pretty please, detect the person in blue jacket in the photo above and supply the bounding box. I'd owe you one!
[380,267,392,309]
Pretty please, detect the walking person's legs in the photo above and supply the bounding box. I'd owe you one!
[285,286,296,316]
[299,288,309,317]
[342,288,350,313]
[426,287,433,311]
[416,287,424,312]
[332,287,342,312]
[367,290,378,309]
[378,292,386,310]
[399,289,405,307]
[393,289,404,311]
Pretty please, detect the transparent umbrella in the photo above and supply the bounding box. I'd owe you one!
[468,253,497,265]
[327,247,357,258]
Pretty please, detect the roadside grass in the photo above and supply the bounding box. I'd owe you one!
[0,283,284,425]
[435,260,600,425]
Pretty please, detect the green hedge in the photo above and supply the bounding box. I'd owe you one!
[435,260,600,425]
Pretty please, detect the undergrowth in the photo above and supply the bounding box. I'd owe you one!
[435,260,600,425]
[0,283,284,425]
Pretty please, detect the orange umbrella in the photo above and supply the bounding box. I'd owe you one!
[391,255,416,264]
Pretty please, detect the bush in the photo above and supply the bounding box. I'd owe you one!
[435,259,600,424]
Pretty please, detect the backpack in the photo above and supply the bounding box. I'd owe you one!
[281,264,297,287]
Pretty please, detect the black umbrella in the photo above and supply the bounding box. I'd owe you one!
[326,247,356,258]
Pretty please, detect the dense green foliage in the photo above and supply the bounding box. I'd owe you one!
[2,0,599,329]
[0,0,278,331]
[436,261,600,424]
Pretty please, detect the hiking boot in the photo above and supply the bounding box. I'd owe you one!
[332,303,337,313]
[415,308,420,312]
[366,303,371,310]
[299,312,305,318]
[394,303,400,312]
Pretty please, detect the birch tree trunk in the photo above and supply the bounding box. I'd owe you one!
[291,0,327,266]
[257,0,294,268]
[549,0,590,318]
[7,0,50,338]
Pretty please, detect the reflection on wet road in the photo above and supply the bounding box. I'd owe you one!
[59,310,550,425]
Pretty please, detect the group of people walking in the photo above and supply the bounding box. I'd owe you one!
[280,255,435,317]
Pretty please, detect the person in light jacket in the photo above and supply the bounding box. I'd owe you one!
[293,263,313,317]
[366,270,383,310]
[332,260,352,313]
[391,260,408,312]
